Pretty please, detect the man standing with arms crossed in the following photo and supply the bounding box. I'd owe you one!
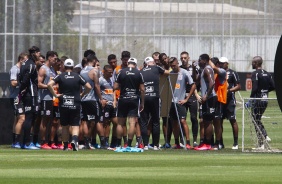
[114,58,145,148]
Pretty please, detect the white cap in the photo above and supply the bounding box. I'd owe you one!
[128,57,137,64]
[219,57,229,63]
[144,57,154,64]
[64,59,74,67]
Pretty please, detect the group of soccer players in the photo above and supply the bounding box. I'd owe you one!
[9,45,274,151]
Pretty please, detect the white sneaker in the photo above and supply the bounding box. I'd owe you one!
[252,144,265,150]
[78,144,85,150]
[266,136,271,142]
[179,143,185,148]
[143,146,149,151]
[153,146,161,151]
[232,144,239,150]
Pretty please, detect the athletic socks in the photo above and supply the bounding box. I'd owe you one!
[15,134,20,143]
[186,140,190,146]
[123,136,128,145]
[128,139,132,147]
[91,138,97,146]
[12,133,15,143]
[63,141,68,150]
[33,134,39,144]
[72,135,78,143]
[117,139,122,147]
[136,136,142,145]
[110,136,117,148]
[175,138,180,145]
[234,137,238,145]
[99,136,105,147]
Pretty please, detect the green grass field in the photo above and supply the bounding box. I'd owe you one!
[1,91,281,184]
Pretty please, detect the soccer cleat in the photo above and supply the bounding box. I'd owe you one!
[210,145,219,151]
[123,143,128,148]
[193,142,199,147]
[51,143,58,149]
[34,142,41,148]
[12,142,21,149]
[143,146,149,150]
[41,143,52,150]
[138,143,144,149]
[153,146,161,151]
[266,136,271,142]
[171,144,181,149]
[78,144,85,149]
[57,144,64,150]
[71,141,78,151]
[194,144,211,151]
[68,143,72,150]
[92,143,101,149]
[232,144,239,150]
[24,143,40,150]
[161,143,171,148]
[185,144,192,150]
[252,144,265,150]
[148,144,154,149]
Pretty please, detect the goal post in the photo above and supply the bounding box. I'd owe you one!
[242,97,282,152]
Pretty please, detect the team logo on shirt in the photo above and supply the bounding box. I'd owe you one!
[64,75,74,79]
[63,99,74,105]
[126,71,135,75]
[145,86,154,92]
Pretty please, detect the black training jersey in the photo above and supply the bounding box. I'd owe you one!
[19,58,38,97]
[140,65,164,98]
[53,71,87,108]
[250,69,275,98]
[226,68,240,99]
[116,67,144,99]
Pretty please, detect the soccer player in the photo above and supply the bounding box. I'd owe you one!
[180,51,199,146]
[113,51,131,147]
[169,57,196,149]
[218,57,241,150]
[209,57,227,150]
[140,57,169,150]
[158,53,173,148]
[9,52,28,148]
[248,56,275,149]
[80,54,106,149]
[47,58,91,151]
[38,51,58,149]
[152,52,160,66]
[99,65,117,149]
[193,54,216,151]
[114,58,145,148]
[19,46,41,149]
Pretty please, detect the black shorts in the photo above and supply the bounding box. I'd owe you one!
[222,98,236,120]
[199,104,202,119]
[102,103,117,120]
[169,103,187,120]
[117,98,139,118]
[202,96,217,121]
[41,100,53,117]
[185,95,198,116]
[81,101,100,122]
[53,106,60,119]
[10,98,24,115]
[60,106,80,126]
[22,96,39,114]
[214,100,223,120]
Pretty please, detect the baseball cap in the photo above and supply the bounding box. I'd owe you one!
[64,59,74,67]
[219,57,229,63]
[128,57,137,64]
[144,57,154,64]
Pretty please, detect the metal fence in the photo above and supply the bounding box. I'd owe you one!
[1,0,281,72]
